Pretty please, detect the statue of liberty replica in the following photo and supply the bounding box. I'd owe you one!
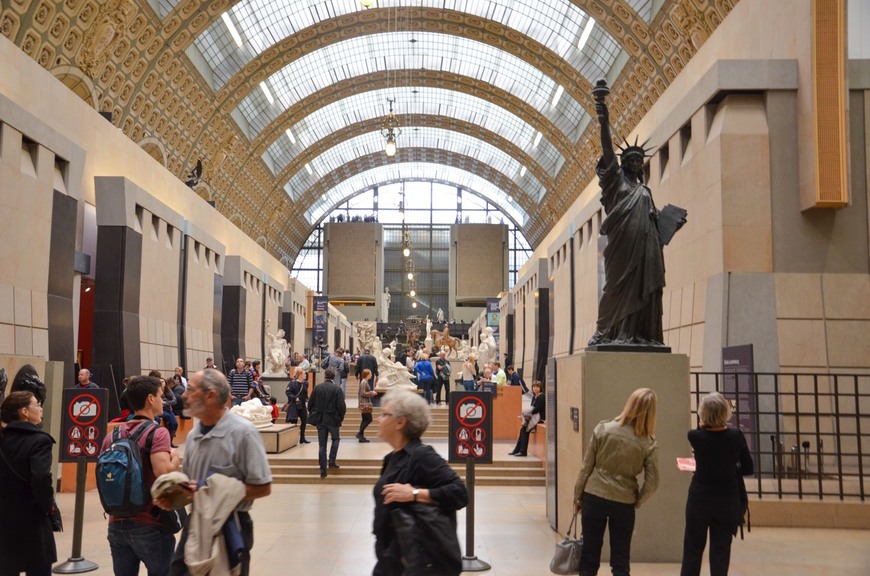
[588,79,686,348]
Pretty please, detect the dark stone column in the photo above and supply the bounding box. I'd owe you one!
[221,284,244,370]
[48,191,77,389]
[92,225,142,415]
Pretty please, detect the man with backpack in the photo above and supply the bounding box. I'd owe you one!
[98,375,181,576]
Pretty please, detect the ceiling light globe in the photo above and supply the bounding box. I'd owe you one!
[402,247,410,257]
[385,138,397,157]
[409,289,416,297]
[412,302,417,308]
[407,272,414,280]
[360,0,374,7]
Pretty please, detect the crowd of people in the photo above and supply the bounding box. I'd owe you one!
[0,350,752,576]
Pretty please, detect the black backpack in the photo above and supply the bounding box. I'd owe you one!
[96,420,158,517]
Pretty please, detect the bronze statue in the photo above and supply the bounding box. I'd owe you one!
[588,80,686,347]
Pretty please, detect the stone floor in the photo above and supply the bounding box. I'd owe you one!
[53,434,870,575]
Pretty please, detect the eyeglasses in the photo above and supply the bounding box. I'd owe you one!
[379,412,395,419]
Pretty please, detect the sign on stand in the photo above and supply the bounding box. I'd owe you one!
[60,388,108,463]
[449,391,493,465]
[449,390,493,571]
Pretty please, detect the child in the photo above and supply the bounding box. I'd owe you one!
[269,396,279,424]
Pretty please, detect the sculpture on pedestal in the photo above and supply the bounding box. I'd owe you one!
[587,79,686,347]
[264,320,291,375]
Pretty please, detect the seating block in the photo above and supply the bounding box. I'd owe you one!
[258,423,300,454]
[528,422,547,463]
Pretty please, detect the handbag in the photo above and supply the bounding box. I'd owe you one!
[156,506,187,535]
[550,511,582,575]
[391,504,462,575]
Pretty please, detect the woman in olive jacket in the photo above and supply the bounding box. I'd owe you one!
[0,391,59,576]
[573,388,660,576]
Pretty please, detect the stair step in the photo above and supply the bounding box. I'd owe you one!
[272,474,544,486]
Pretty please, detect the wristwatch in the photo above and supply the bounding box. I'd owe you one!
[412,488,420,502]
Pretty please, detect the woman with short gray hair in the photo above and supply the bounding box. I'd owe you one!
[680,391,754,576]
[372,389,467,575]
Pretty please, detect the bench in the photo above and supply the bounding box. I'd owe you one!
[257,423,300,454]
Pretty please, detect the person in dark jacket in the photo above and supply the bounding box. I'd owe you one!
[509,380,545,457]
[355,347,379,387]
[284,367,310,443]
[0,391,59,576]
[308,367,346,478]
[373,388,467,576]
[680,392,754,576]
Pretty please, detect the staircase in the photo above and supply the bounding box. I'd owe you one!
[271,408,545,486]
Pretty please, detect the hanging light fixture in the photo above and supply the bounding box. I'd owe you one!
[381,98,401,157]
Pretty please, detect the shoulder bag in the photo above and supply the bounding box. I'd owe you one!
[549,510,582,575]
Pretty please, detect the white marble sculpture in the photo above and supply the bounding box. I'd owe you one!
[230,399,273,429]
[264,322,291,375]
[436,308,445,324]
[477,326,497,366]
[425,316,432,339]
[381,287,391,323]
[355,321,378,352]
[372,338,417,391]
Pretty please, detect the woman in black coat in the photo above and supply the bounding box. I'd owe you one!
[680,392,754,576]
[509,380,545,457]
[373,388,467,575]
[0,391,59,576]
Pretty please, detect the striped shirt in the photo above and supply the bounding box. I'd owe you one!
[228,369,253,398]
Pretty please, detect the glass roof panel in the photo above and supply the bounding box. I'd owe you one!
[235,31,589,143]
[304,162,528,226]
[195,1,623,90]
[265,85,564,178]
[282,127,546,204]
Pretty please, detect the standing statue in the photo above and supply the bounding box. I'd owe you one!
[587,79,686,347]
[436,308,445,324]
[425,316,433,340]
[381,287,391,323]
[264,321,291,375]
[477,326,497,366]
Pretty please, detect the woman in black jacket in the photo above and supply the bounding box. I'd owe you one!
[0,391,59,576]
[680,392,754,576]
[373,388,467,575]
[509,380,545,457]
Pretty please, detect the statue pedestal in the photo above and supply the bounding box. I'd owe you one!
[554,350,691,562]
[424,337,433,349]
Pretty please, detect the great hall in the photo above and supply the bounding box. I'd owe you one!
[0,0,868,573]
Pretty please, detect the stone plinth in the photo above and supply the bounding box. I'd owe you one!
[555,351,691,562]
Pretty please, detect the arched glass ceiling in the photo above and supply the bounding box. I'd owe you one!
[304,162,528,226]
[236,31,589,143]
[192,0,623,90]
[265,86,565,179]
[283,127,546,203]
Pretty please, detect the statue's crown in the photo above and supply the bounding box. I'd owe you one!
[617,135,652,160]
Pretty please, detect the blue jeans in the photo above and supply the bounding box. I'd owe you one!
[418,378,434,403]
[317,424,341,471]
[579,492,635,576]
[108,520,175,576]
[462,380,475,391]
[339,378,347,397]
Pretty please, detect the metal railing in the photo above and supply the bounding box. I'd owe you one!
[690,372,869,501]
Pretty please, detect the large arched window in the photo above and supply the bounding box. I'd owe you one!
[291,181,531,314]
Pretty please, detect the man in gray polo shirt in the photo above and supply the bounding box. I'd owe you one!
[168,368,272,576]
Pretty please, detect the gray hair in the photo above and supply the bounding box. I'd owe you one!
[200,368,230,406]
[698,391,732,428]
[383,388,430,439]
